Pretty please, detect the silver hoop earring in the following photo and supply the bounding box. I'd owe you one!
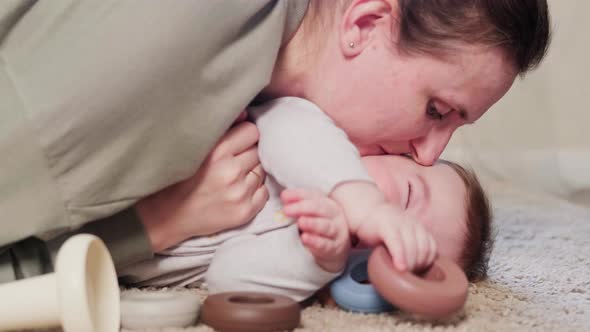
[349,42,355,48]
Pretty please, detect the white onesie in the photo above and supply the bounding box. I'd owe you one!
[119,97,373,301]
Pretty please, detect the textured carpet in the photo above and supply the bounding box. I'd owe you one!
[29,182,590,332]
[117,182,589,332]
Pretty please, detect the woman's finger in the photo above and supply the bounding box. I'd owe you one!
[210,122,259,160]
[233,147,260,176]
[251,164,266,184]
[249,184,269,217]
[243,164,265,195]
[231,111,248,126]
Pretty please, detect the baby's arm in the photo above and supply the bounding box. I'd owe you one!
[283,184,437,272]
[250,97,374,194]
[252,97,436,271]
[251,97,382,230]
[281,188,351,273]
[205,224,340,302]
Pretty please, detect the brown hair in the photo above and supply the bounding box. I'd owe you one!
[441,160,494,282]
[309,0,551,74]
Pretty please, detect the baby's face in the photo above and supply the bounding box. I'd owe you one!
[361,155,467,263]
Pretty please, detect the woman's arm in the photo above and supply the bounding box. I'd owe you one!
[40,121,269,279]
[0,0,304,282]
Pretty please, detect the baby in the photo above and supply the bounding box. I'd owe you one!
[119,98,493,300]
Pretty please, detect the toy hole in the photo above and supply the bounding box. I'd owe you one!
[351,261,371,284]
[422,264,445,282]
[228,295,275,304]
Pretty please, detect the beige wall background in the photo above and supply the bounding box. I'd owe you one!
[442,0,590,203]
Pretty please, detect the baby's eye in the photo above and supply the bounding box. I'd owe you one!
[426,102,443,120]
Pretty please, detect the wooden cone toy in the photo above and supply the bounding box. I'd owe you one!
[0,234,120,331]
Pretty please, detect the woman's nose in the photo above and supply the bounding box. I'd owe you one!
[410,127,456,166]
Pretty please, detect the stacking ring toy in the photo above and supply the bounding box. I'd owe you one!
[331,246,468,319]
[200,291,301,332]
[330,250,394,313]
[120,291,201,329]
[369,246,468,318]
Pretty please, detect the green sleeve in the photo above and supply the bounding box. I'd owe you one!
[0,208,153,284]
[0,0,307,249]
[46,208,154,269]
[0,237,52,283]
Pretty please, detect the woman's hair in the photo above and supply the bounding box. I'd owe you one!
[309,0,551,74]
[440,160,494,282]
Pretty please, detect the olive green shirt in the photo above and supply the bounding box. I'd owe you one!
[0,0,309,282]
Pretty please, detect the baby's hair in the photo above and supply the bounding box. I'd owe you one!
[439,160,494,282]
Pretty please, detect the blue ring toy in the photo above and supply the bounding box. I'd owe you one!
[329,249,395,313]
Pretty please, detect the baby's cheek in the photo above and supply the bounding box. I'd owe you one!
[364,159,404,208]
[433,232,464,264]
[375,179,404,210]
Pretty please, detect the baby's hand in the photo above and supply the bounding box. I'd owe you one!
[281,188,351,273]
[356,203,438,272]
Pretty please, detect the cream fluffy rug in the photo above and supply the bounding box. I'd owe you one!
[33,182,590,332]
[116,182,589,332]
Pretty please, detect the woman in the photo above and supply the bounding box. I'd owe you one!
[0,0,550,281]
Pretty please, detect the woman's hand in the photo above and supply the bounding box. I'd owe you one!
[136,118,269,252]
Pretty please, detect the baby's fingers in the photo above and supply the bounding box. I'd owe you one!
[301,233,336,258]
[283,195,338,218]
[283,199,324,218]
[414,225,431,270]
[381,228,407,271]
[298,217,338,239]
[400,225,418,272]
[280,188,305,204]
[427,236,438,266]
[281,188,326,204]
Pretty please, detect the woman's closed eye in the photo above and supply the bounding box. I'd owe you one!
[426,101,443,120]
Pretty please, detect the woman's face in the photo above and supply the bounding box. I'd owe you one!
[306,18,518,166]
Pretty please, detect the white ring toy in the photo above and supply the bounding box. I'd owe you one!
[120,290,202,329]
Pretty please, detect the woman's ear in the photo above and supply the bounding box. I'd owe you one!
[340,0,394,57]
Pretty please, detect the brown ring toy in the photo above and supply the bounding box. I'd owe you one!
[368,246,468,319]
[200,292,301,332]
